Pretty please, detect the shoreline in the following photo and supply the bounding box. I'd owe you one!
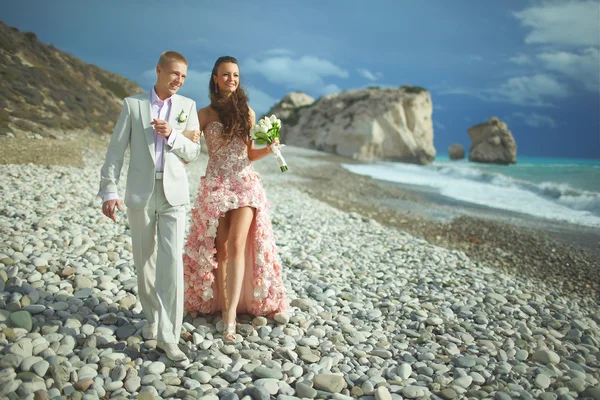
[267,147,600,299]
[375,177,600,251]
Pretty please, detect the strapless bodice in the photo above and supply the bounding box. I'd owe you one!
[203,121,253,179]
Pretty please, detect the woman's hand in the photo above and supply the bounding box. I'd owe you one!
[182,130,201,143]
[267,138,280,153]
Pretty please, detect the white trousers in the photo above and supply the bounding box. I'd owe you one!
[127,179,186,344]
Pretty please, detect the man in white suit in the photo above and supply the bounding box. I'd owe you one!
[99,51,200,364]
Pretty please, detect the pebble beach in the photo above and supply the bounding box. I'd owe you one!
[1,143,599,400]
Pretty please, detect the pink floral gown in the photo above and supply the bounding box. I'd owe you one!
[183,121,287,316]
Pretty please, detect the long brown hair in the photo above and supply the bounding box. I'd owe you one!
[209,56,251,142]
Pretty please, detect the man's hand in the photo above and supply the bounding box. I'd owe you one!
[182,130,201,143]
[102,199,124,222]
[151,119,172,138]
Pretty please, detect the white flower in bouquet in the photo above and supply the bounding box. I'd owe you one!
[250,114,288,172]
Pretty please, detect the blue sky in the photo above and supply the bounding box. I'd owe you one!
[3,0,599,159]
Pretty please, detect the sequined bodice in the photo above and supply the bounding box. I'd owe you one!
[203,121,253,179]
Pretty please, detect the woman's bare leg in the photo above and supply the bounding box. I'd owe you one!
[214,215,229,312]
[223,206,254,325]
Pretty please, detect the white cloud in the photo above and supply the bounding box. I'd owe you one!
[488,74,570,106]
[514,1,600,47]
[511,112,557,128]
[434,121,446,130]
[509,54,533,65]
[356,68,383,81]
[437,74,569,107]
[243,54,349,95]
[260,48,296,57]
[536,47,600,92]
[507,1,600,94]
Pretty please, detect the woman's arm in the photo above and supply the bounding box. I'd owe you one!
[181,108,208,142]
[247,107,278,162]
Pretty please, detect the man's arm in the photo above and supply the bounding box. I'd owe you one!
[167,100,201,162]
[98,99,131,220]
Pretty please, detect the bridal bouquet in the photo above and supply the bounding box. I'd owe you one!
[250,114,288,172]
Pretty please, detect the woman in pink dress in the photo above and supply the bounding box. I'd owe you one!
[182,56,287,344]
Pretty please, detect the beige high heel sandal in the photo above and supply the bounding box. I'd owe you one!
[221,272,237,344]
[223,321,237,344]
[222,310,237,344]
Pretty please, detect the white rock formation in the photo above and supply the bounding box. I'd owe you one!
[262,92,315,121]
[268,87,436,165]
[468,117,517,164]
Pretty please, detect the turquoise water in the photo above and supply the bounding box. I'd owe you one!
[343,155,600,227]
[435,155,600,192]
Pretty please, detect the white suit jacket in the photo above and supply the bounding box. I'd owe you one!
[98,92,201,209]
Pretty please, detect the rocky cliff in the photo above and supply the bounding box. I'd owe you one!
[468,117,517,164]
[265,86,436,165]
[0,21,143,138]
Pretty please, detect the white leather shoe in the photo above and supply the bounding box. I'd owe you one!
[142,322,158,340]
[157,341,188,363]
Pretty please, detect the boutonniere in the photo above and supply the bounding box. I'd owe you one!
[177,110,187,123]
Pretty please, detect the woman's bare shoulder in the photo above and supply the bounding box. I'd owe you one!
[199,106,220,130]
[198,106,210,119]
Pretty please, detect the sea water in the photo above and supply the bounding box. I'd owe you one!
[342,155,600,228]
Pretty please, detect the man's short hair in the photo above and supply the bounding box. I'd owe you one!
[158,51,188,67]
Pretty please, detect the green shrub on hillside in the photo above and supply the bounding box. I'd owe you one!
[401,85,427,94]
[0,69,17,82]
[0,32,13,51]
[345,92,370,108]
[17,86,44,105]
[11,106,37,121]
[40,119,60,128]
[295,103,313,111]
[13,118,35,131]
[0,110,11,132]
[97,75,129,99]
[24,32,37,41]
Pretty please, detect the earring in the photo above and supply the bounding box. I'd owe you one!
[215,85,219,94]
